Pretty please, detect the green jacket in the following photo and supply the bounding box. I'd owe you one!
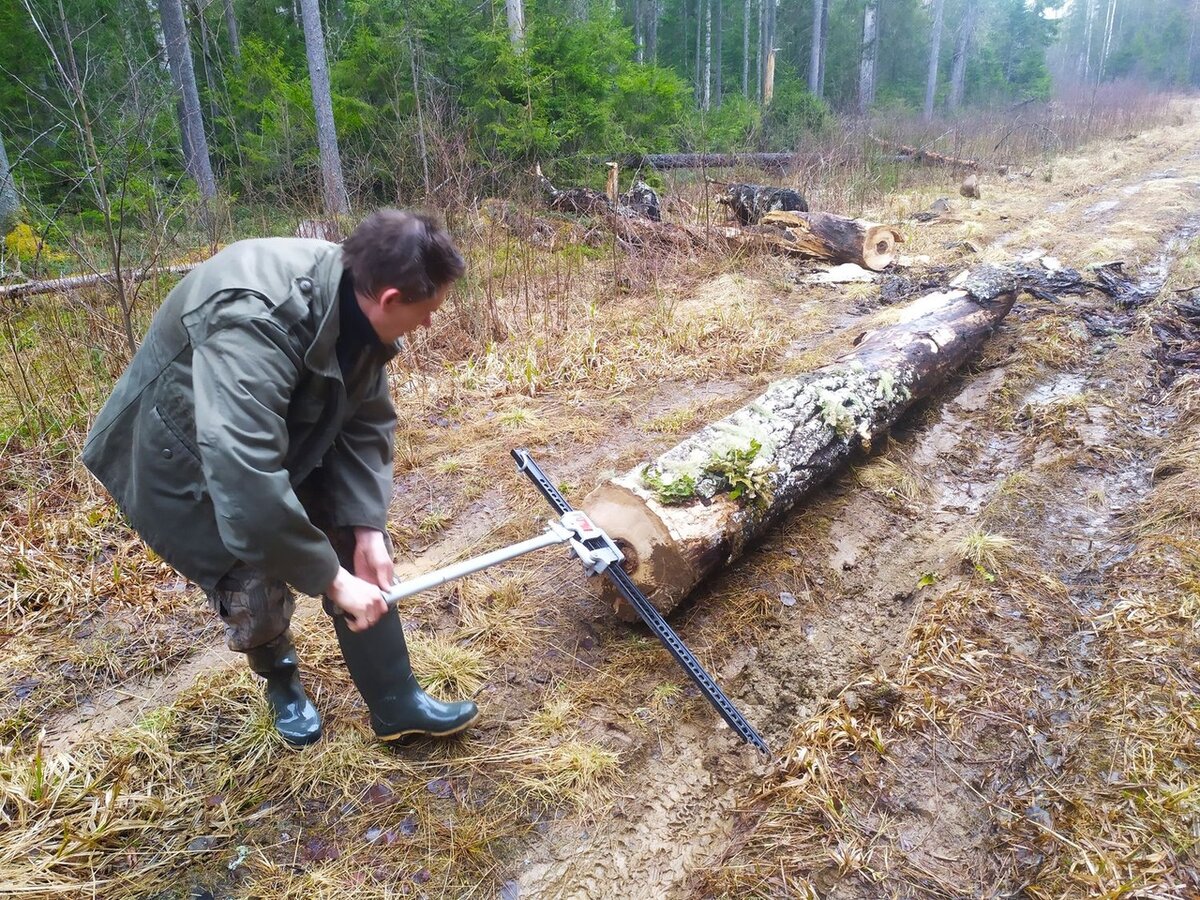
[82,238,398,596]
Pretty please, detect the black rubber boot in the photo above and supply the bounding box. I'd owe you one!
[245,632,323,747]
[334,607,479,741]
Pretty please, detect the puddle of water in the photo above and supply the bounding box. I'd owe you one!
[1023,373,1086,406]
[1085,200,1120,218]
[1125,213,1200,306]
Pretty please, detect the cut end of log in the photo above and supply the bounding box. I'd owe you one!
[863,224,903,271]
[583,482,697,622]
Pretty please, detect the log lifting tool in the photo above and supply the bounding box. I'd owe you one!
[381,448,769,754]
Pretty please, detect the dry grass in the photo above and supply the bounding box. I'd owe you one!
[2,92,1198,898]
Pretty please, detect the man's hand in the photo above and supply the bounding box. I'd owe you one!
[327,567,388,631]
[352,527,396,589]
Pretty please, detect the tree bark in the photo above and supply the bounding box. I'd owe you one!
[713,0,722,107]
[1190,0,1200,87]
[222,0,241,65]
[858,0,878,113]
[635,0,644,63]
[584,277,1017,618]
[703,0,712,109]
[737,209,903,270]
[817,0,829,97]
[764,47,776,104]
[192,0,219,130]
[1099,0,1118,81]
[808,0,824,94]
[948,3,977,112]
[1080,0,1097,81]
[742,0,751,97]
[757,0,765,100]
[158,0,217,200]
[407,30,431,198]
[298,0,349,215]
[0,130,18,231]
[923,0,945,121]
[506,0,526,50]
[647,0,659,61]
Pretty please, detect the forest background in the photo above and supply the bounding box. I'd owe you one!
[1,0,1199,267]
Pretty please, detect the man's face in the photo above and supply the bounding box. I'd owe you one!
[362,284,451,343]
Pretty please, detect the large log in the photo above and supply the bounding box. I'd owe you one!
[583,268,1017,619]
[735,210,903,271]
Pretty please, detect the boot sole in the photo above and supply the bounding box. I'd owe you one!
[280,728,323,748]
[376,710,480,741]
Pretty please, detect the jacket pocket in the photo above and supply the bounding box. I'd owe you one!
[151,405,203,467]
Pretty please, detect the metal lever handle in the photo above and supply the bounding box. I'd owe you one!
[381,521,573,607]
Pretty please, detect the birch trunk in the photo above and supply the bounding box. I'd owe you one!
[298,0,349,215]
[703,0,712,109]
[585,275,1017,618]
[858,0,878,113]
[923,0,945,121]
[506,0,525,50]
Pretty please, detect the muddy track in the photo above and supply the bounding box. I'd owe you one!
[511,112,1200,898]
[26,108,1200,899]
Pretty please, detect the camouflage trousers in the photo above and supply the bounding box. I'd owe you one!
[204,482,384,652]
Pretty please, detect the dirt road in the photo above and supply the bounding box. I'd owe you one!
[4,106,1198,899]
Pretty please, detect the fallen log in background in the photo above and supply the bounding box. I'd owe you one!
[0,263,199,301]
[583,269,1017,619]
[734,210,904,271]
[868,135,980,171]
[484,198,903,269]
[616,152,802,171]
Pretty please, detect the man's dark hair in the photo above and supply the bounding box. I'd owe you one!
[342,209,466,302]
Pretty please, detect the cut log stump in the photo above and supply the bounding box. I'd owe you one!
[584,271,1017,620]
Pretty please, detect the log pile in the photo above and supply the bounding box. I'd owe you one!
[868,135,980,171]
[716,183,809,226]
[583,271,1017,619]
[536,164,661,222]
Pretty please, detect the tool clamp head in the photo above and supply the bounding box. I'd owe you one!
[558,510,624,577]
